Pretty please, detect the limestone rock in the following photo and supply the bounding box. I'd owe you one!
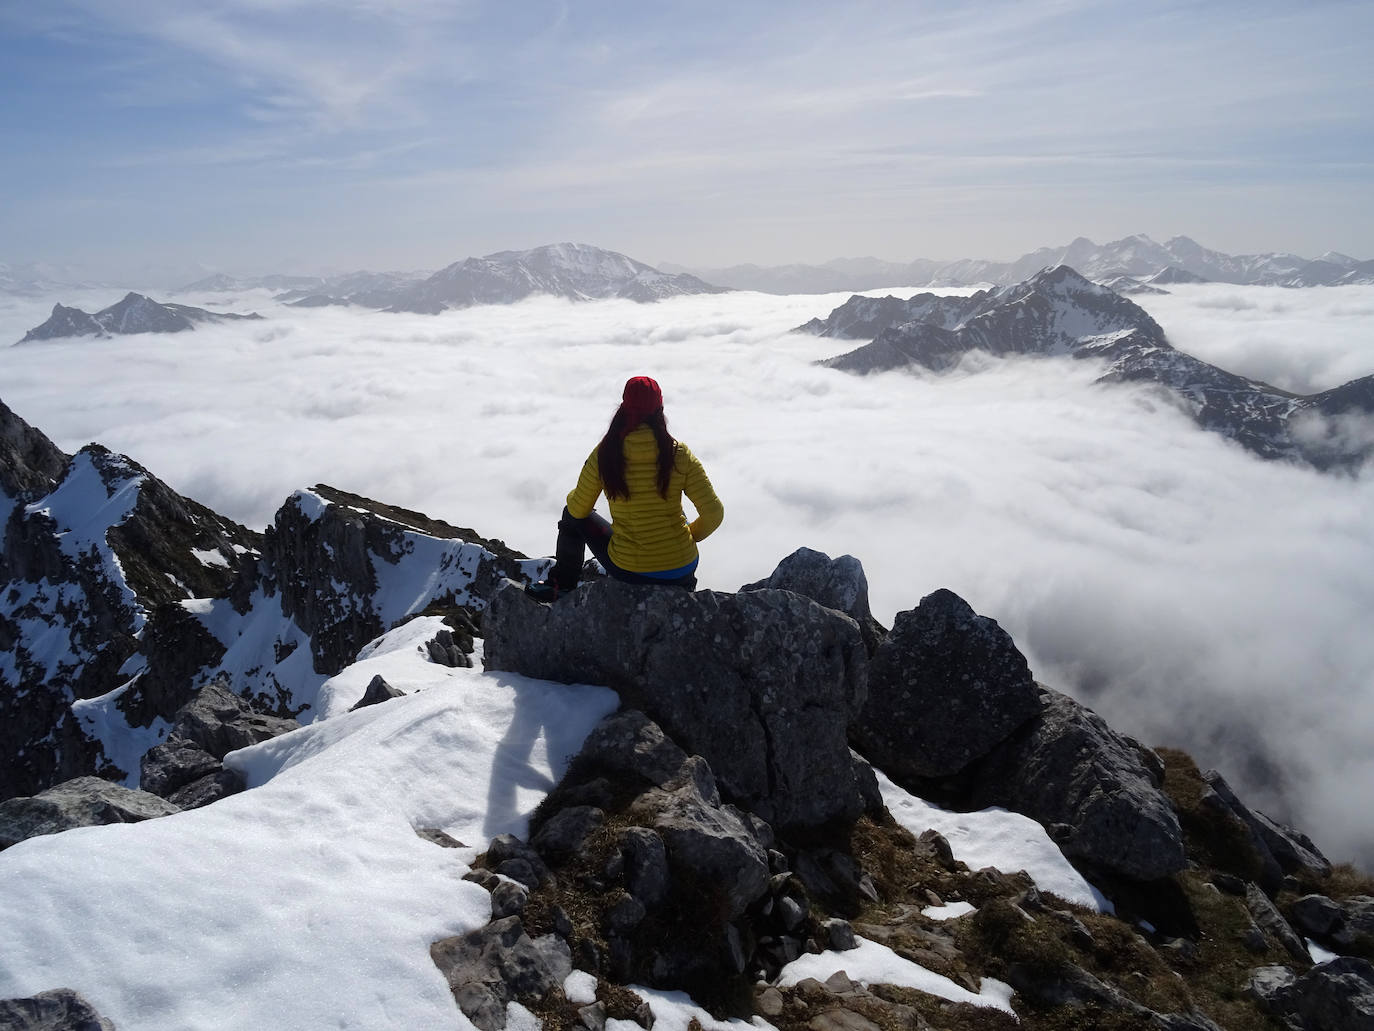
[0,777,180,850]
[851,588,1041,780]
[430,916,572,1031]
[484,580,868,829]
[741,547,887,655]
[1248,956,1374,1030]
[1202,769,1331,891]
[426,628,473,668]
[633,761,771,921]
[1246,882,1312,964]
[157,679,297,759]
[0,988,117,1030]
[1290,894,1374,958]
[972,687,1186,881]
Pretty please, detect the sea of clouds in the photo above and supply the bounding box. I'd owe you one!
[2,282,1372,865]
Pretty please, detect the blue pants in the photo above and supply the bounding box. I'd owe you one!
[552,507,697,591]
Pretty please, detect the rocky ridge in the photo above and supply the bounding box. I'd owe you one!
[3,404,1374,1030]
[0,399,544,803]
[806,265,1374,472]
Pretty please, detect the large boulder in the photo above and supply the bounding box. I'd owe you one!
[0,776,180,850]
[971,687,1186,881]
[741,548,887,656]
[851,588,1042,781]
[483,581,868,830]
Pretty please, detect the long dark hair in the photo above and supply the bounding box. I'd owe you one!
[598,406,677,500]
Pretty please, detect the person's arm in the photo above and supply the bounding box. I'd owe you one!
[681,447,723,541]
[565,449,603,519]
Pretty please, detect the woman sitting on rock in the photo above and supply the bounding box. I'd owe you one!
[528,376,723,600]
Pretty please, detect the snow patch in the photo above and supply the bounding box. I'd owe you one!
[877,769,1113,913]
[71,681,172,786]
[922,901,976,920]
[777,936,1016,1015]
[191,547,229,568]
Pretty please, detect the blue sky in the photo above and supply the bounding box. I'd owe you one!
[2,0,1371,281]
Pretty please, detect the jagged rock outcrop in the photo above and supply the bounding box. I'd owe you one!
[483,580,869,830]
[809,265,1374,471]
[0,399,68,500]
[1199,768,1331,893]
[262,485,529,677]
[0,777,180,850]
[851,588,1041,781]
[0,988,117,1030]
[1288,895,1374,959]
[139,679,296,809]
[741,547,887,656]
[348,674,406,711]
[972,687,1186,882]
[1,426,259,801]
[1247,957,1374,1030]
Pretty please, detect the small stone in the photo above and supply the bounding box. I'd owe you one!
[463,869,500,891]
[823,970,858,995]
[416,827,466,849]
[756,987,785,1017]
[823,918,857,951]
[578,1001,608,1031]
[778,896,808,933]
[769,849,790,874]
[491,880,528,919]
[495,858,540,889]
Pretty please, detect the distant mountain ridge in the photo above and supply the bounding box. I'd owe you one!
[806,266,1374,472]
[381,243,726,314]
[664,234,1374,294]
[18,293,262,343]
[176,243,726,313]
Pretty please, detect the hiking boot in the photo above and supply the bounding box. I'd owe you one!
[525,579,562,603]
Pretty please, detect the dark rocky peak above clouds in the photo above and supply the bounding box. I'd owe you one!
[18,293,263,343]
[809,266,1374,472]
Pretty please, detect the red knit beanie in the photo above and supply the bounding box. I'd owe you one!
[621,376,663,422]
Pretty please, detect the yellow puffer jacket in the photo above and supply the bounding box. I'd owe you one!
[566,426,724,573]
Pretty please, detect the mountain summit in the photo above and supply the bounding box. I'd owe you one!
[19,292,263,343]
[385,243,727,314]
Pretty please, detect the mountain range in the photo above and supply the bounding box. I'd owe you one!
[803,266,1374,473]
[3,392,1372,1030]
[664,234,1374,294]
